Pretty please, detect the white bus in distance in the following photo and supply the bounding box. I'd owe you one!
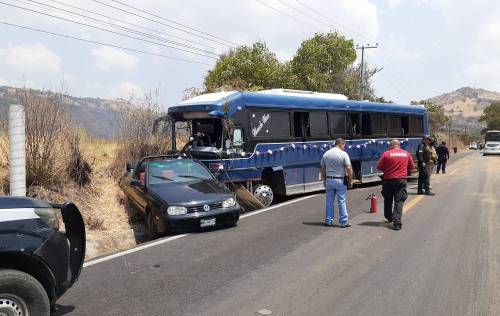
[483,130,500,156]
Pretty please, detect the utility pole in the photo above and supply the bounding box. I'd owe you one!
[356,43,378,100]
[445,110,463,146]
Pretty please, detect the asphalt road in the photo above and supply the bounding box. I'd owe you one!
[56,151,500,316]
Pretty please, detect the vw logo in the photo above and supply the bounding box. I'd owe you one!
[203,204,210,211]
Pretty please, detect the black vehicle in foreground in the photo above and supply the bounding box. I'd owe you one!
[121,156,240,239]
[0,197,86,315]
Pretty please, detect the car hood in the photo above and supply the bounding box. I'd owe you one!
[148,179,233,206]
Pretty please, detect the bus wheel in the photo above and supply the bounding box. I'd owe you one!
[253,184,274,207]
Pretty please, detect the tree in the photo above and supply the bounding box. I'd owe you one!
[202,33,383,100]
[204,41,288,92]
[479,102,500,130]
[291,32,357,94]
[411,100,448,135]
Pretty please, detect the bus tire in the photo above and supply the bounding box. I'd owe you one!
[253,184,274,207]
[0,269,50,316]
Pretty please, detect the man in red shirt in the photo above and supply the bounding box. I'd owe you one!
[377,139,415,230]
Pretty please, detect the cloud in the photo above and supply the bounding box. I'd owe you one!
[2,44,61,72]
[110,81,144,99]
[91,46,139,70]
[466,60,500,90]
[387,0,402,8]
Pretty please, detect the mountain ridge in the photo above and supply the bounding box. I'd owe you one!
[425,86,500,118]
[0,86,133,139]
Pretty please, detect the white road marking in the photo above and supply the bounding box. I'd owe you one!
[240,194,319,219]
[83,194,319,268]
[83,234,188,267]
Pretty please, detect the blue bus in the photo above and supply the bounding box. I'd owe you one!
[163,89,428,206]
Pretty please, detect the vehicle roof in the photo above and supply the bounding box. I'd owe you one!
[168,91,427,115]
[140,155,194,164]
[0,196,52,209]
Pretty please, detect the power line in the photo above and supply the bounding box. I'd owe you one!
[0,21,214,66]
[369,54,412,101]
[107,0,238,47]
[44,0,224,53]
[293,0,375,43]
[254,0,321,30]
[19,0,221,56]
[91,0,236,49]
[0,1,219,59]
[289,0,419,101]
[369,51,415,101]
[375,51,418,100]
[275,0,332,30]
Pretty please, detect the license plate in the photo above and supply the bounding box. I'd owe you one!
[200,218,216,228]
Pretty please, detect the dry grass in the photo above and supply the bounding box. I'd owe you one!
[29,138,130,231]
[110,90,172,179]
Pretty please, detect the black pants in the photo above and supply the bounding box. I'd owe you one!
[381,179,408,225]
[436,158,447,173]
[417,165,431,193]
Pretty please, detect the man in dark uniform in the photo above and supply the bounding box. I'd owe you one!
[377,140,415,230]
[416,136,435,195]
[436,141,450,174]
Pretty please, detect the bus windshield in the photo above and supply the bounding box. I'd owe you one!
[485,131,500,142]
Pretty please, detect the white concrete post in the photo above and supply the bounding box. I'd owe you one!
[8,104,26,196]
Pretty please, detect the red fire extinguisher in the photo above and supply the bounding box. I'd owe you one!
[366,193,378,213]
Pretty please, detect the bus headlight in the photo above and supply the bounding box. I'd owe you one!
[34,208,60,230]
[223,198,236,208]
[166,206,188,215]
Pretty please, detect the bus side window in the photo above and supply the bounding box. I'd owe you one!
[329,112,347,137]
[309,112,328,138]
[401,116,409,136]
[410,116,424,136]
[250,111,291,139]
[348,113,361,137]
[362,113,372,136]
[371,113,387,136]
[294,112,310,138]
[388,115,400,137]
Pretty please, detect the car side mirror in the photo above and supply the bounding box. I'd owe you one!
[126,162,133,172]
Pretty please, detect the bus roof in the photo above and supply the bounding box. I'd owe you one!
[169,90,427,115]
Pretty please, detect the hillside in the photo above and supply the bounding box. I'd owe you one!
[0,86,132,139]
[426,87,500,118]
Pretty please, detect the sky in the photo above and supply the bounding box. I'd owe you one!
[0,0,499,108]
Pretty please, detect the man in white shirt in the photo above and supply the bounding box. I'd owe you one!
[320,138,353,227]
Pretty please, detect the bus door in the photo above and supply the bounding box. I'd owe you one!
[304,111,328,192]
[285,111,310,194]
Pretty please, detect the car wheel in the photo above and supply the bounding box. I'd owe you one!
[0,269,50,316]
[253,184,274,207]
[146,211,159,240]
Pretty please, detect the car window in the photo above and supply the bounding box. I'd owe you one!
[132,161,146,179]
[148,160,214,184]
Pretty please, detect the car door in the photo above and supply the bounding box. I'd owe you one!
[128,161,148,212]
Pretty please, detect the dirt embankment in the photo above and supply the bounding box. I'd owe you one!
[52,140,142,260]
[0,136,141,260]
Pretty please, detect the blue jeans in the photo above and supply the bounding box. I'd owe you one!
[325,178,348,225]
